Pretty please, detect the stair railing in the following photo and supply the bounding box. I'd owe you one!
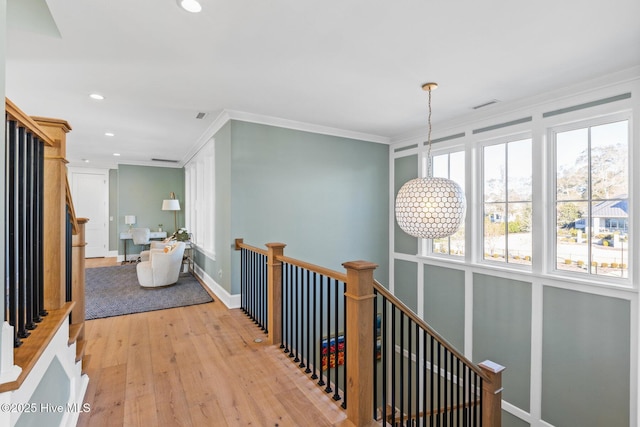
[235,238,505,426]
[1,98,86,392]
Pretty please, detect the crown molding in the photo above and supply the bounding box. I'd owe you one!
[392,66,640,146]
[183,109,390,166]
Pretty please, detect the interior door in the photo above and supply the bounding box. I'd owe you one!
[69,168,109,258]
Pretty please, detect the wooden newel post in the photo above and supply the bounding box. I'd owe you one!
[343,260,378,427]
[479,360,505,427]
[71,218,88,338]
[266,242,286,346]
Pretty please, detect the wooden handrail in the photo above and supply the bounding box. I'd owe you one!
[65,175,79,235]
[235,238,268,256]
[236,238,347,281]
[5,98,55,146]
[373,279,490,383]
[277,255,347,283]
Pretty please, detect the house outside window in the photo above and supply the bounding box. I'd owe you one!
[554,118,629,278]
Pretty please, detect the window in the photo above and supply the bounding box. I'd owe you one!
[554,119,629,278]
[482,138,532,265]
[185,139,215,257]
[431,150,465,257]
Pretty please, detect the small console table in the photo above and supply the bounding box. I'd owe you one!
[119,231,167,263]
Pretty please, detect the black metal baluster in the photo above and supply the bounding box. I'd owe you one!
[423,329,427,427]
[317,274,325,387]
[311,272,318,379]
[284,262,291,354]
[332,279,341,401]
[240,248,245,312]
[382,296,388,426]
[342,286,347,409]
[408,318,412,427]
[17,127,29,340]
[436,341,442,427]
[292,266,299,361]
[264,253,269,332]
[324,276,332,394]
[31,138,42,324]
[415,323,420,426]
[443,348,448,427]
[6,120,20,346]
[391,306,396,425]
[25,134,36,330]
[281,262,288,351]
[297,266,304,367]
[430,335,435,427]
[36,140,46,320]
[399,311,404,425]
[304,269,311,373]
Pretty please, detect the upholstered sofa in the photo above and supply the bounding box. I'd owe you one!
[136,241,186,288]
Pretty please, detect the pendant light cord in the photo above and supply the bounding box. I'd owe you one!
[426,87,433,178]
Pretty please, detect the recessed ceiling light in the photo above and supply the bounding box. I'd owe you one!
[178,0,202,13]
[113,153,121,157]
[105,132,115,137]
[89,93,105,100]
[82,159,90,163]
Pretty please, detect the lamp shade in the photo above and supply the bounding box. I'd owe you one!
[395,177,466,239]
[124,215,136,225]
[162,199,181,211]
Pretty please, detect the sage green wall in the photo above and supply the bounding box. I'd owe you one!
[117,165,185,255]
[109,168,118,251]
[394,259,418,313]
[473,273,532,412]
[229,120,389,295]
[15,358,69,427]
[394,155,418,254]
[541,287,630,427]
[423,265,465,351]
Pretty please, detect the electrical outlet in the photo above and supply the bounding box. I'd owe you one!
[218,269,223,278]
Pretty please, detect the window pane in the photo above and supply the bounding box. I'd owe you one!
[484,203,506,262]
[484,144,505,202]
[556,201,589,274]
[591,121,628,200]
[555,119,629,280]
[430,151,465,257]
[432,154,448,178]
[508,139,532,201]
[507,202,532,264]
[450,151,465,192]
[556,128,588,201]
[592,199,628,278]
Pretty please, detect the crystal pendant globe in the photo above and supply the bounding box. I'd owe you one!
[394,82,466,239]
[395,177,466,239]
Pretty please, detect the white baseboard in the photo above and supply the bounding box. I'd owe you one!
[192,265,241,309]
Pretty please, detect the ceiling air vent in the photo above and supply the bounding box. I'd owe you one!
[151,158,179,163]
[472,99,499,110]
[195,112,207,119]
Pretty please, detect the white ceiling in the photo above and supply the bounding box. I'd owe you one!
[6,0,640,168]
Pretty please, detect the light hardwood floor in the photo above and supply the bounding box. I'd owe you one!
[78,258,348,427]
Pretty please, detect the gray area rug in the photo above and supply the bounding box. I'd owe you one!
[85,264,213,320]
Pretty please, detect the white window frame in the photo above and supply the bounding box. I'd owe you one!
[185,138,215,259]
[423,147,467,259]
[479,133,533,271]
[548,112,632,286]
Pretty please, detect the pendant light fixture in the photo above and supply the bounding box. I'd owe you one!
[395,83,466,239]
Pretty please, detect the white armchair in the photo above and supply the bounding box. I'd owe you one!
[136,242,186,288]
[140,240,171,262]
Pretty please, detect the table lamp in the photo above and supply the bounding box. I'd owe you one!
[124,215,136,231]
